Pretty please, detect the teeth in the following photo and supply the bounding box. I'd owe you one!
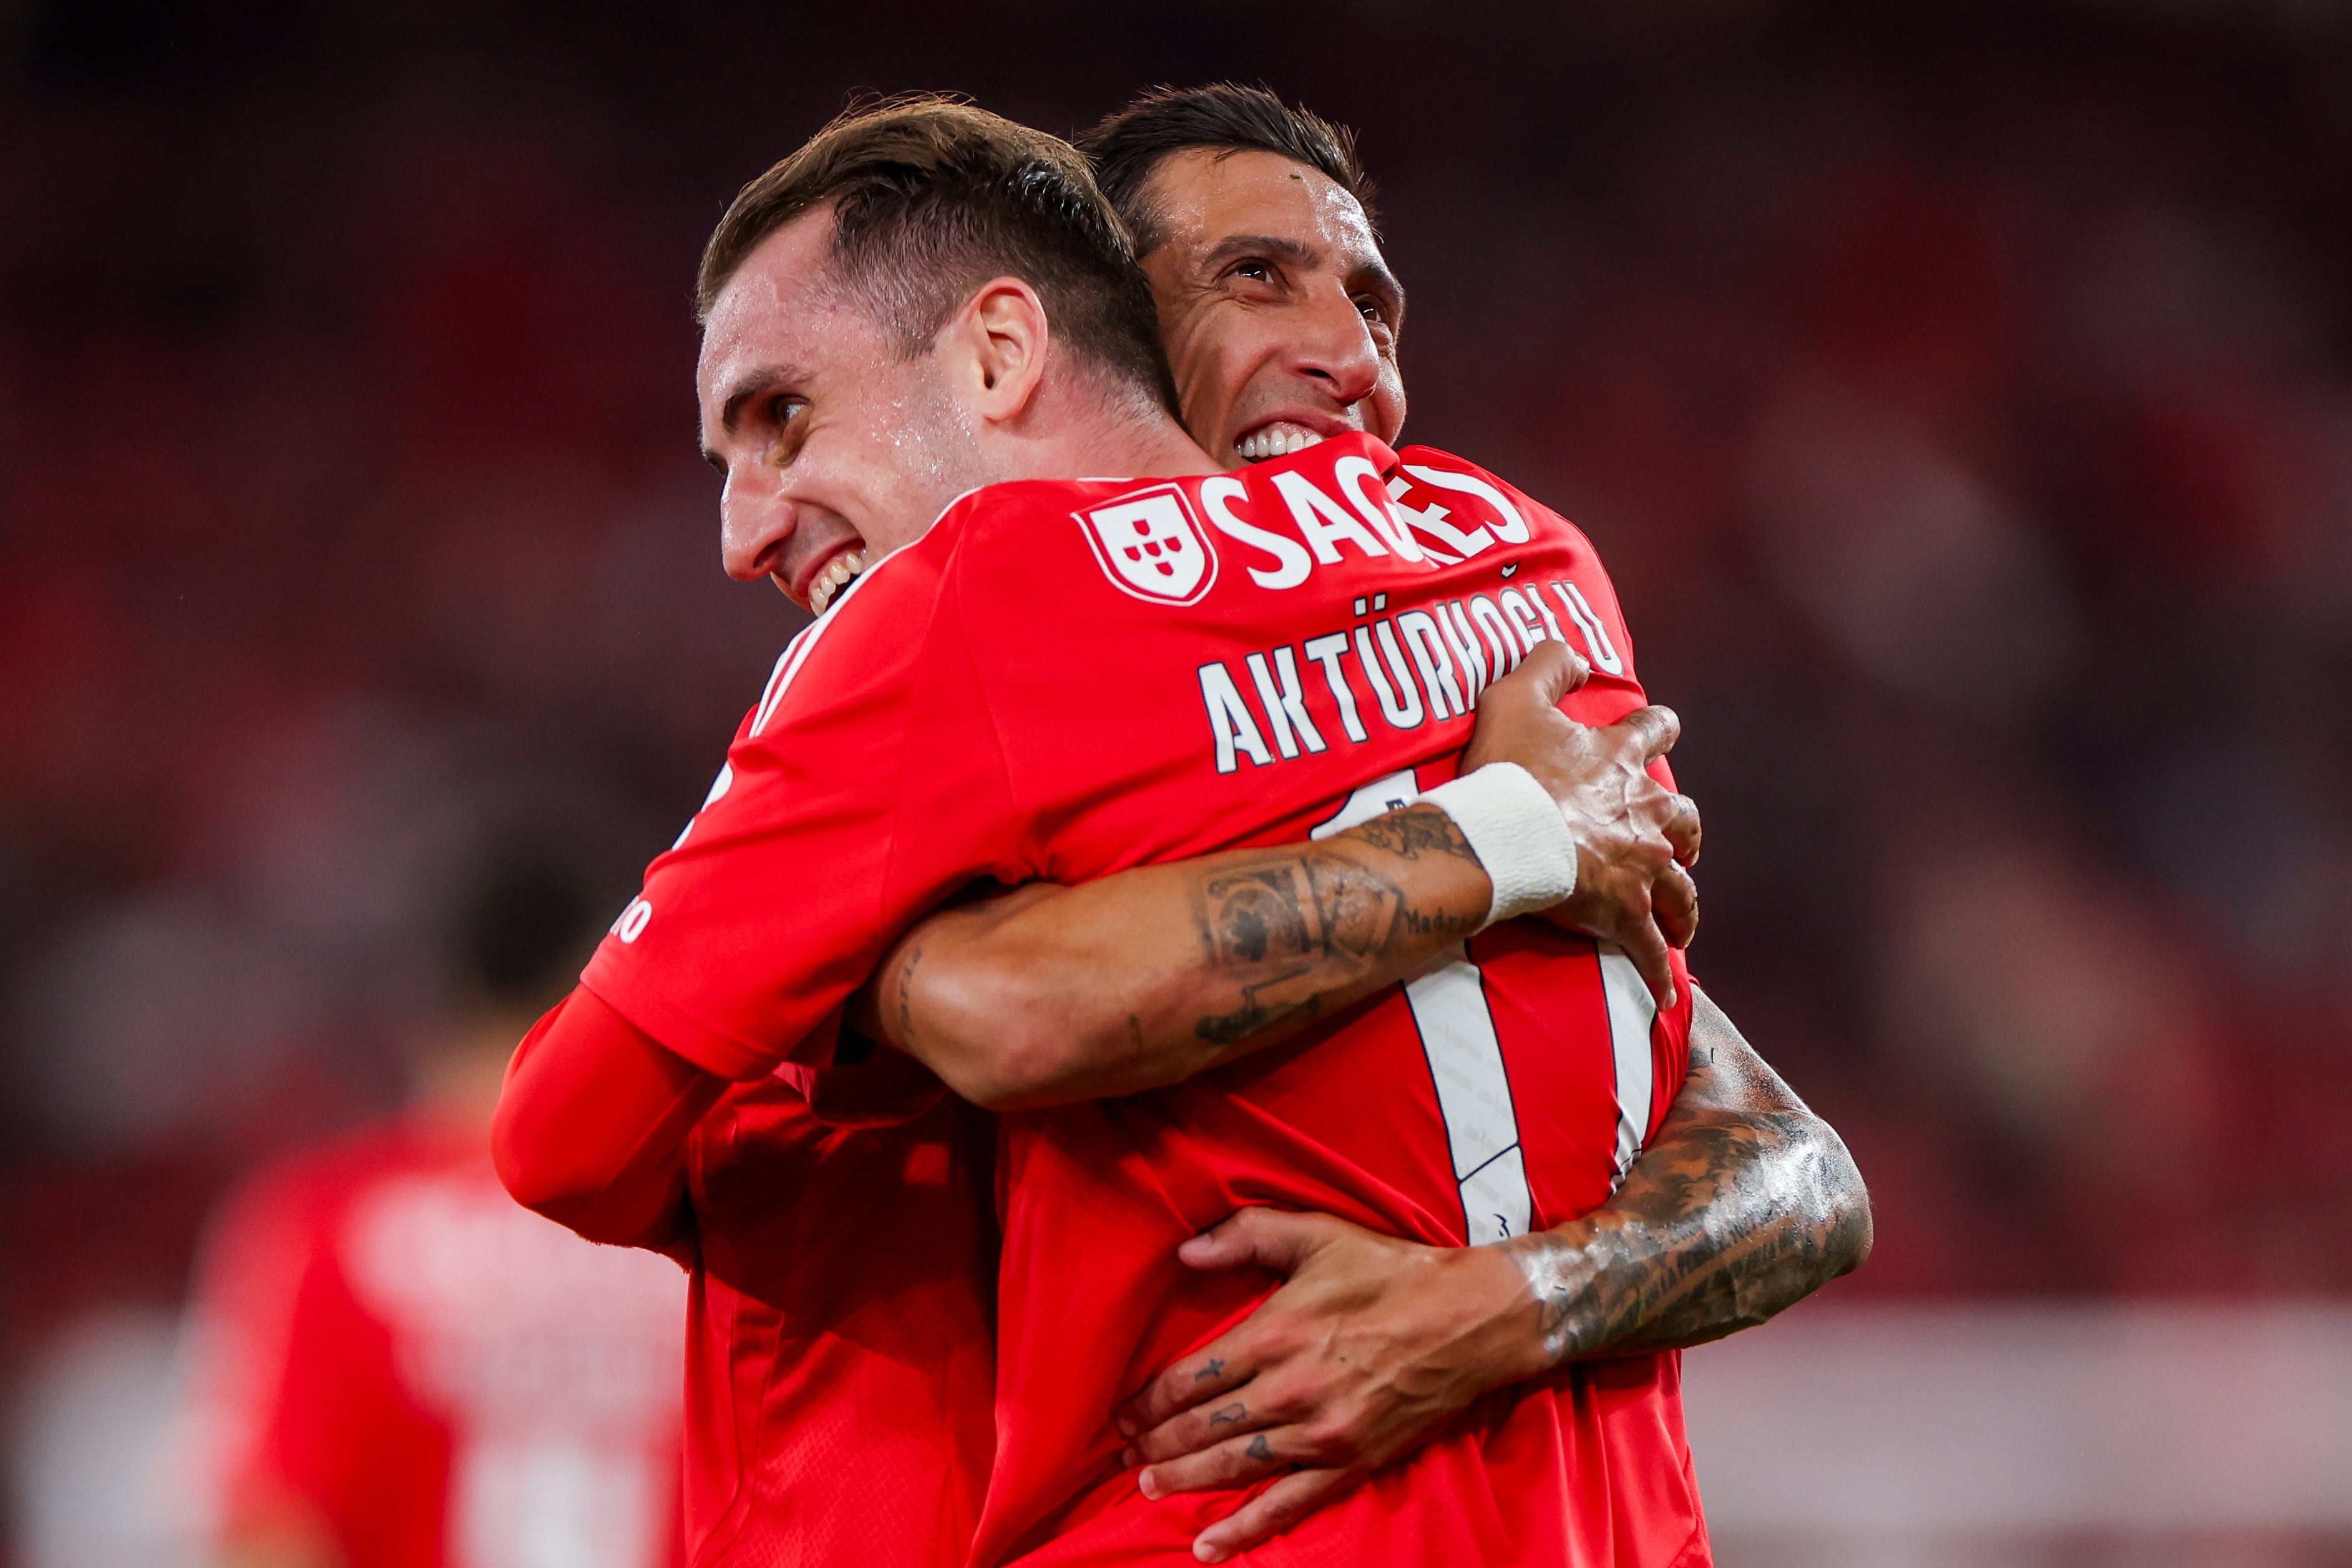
[1236,426,1328,462]
[807,548,868,615]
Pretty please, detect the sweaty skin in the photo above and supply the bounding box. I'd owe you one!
[1135,147,1407,469]
[865,140,1869,1563]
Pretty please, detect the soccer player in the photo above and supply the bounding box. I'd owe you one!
[559,98,1723,1567]
[498,95,1864,1567]
[494,130,1714,1568]
[860,84,1871,1562]
[186,857,684,1568]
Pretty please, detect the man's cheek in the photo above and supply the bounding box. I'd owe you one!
[1374,369,1407,445]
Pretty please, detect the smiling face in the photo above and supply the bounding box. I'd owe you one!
[1135,147,1406,469]
[696,210,987,612]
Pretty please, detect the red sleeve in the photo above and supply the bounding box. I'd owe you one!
[578,534,1028,1081]
[492,989,726,1255]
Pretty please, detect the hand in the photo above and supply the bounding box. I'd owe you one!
[1460,639,1701,1008]
[1113,1208,1540,1563]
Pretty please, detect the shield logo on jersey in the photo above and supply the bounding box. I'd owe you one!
[1075,485,1218,606]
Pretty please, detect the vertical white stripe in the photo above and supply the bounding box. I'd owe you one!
[1403,949,1530,1245]
[1597,946,1659,1187]
[1311,771,1532,1246]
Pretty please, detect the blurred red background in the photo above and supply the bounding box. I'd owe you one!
[2,2,2348,1563]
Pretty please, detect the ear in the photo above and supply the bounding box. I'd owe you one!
[939,276,1052,426]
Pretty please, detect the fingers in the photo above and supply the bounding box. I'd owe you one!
[1652,862,1699,951]
[1136,1418,1293,1500]
[1536,636,1593,698]
[1128,1388,1277,1467]
[1115,1332,1251,1439]
[1619,913,1679,1013]
[1487,636,1588,710]
[1662,791,1701,867]
[1174,1206,1340,1276]
[1614,704,1681,764]
[1192,1468,1362,1564]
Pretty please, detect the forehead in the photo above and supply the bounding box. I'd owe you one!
[695,211,869,408]
[1145,147,1383,268]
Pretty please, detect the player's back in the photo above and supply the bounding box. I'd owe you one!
[892,436,1707,1566]
[585,431,1707,1568]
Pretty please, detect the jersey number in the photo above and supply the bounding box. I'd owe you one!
[1315,772,1662,1246]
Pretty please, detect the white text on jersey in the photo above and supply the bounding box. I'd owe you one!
[1197,577,1622,774]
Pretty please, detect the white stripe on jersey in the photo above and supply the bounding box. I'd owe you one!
[1598,947,1660,1187]
[1402,948,1531,1246]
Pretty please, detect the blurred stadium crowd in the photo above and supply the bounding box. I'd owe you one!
[1,0,2348,1554]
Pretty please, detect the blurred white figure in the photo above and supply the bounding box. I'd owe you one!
[11,1306,198,1568]
[177,857,685,1568]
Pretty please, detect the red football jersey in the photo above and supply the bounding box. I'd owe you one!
[185,1115,686,1568]
[584,434,1705,1567]
[673,1076,998,1566]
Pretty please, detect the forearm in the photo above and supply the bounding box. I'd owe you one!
[865,804,1491,1109]
[1498,990,1870,1366]
[492,990,726,1252]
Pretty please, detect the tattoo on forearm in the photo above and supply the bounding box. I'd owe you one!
[1188,852,1397,1046]
[1344,804,1481,865]
[1510,1095,1870,1365]
[1186,811,1485,1049]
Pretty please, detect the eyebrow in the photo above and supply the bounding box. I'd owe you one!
[1203,232,1407,313]
[701,364,804,470]
[718,365,803,435]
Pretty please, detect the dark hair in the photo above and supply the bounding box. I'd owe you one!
[698,95,1176,410]
[1080,83,1375,257]
[448,852,596,1015]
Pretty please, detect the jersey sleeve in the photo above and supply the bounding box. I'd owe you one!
[580,535,1031,1081]
[492,990,719,1257]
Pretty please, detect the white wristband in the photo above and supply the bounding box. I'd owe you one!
[1420,762,1581,928]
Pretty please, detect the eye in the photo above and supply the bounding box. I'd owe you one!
[768,394,806,427]
[1226,258,1276,285]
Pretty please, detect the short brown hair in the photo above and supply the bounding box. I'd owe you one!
[698,95,1176,410]
[1079,84,1375,257]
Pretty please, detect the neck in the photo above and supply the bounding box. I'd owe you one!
[982,367,1219,485]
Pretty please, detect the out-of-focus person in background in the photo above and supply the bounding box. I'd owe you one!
[177,853,685,1568]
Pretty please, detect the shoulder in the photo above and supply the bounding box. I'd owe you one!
[932,474,1146,575]
[947,474,1136,530]
[1394,444,1597,555]
[934,472,1224,616]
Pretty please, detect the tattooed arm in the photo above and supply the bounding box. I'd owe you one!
[854,642,1696,1112]
[1504,988,1872,1359]
[856,804,1492,1110]
[1112,988,1870,1562]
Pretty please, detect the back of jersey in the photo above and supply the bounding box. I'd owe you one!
[578,430,1704,1567]
[942,436,1704,1567]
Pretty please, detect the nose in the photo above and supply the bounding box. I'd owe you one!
[1290,283,1382,411]
[720,469,796,584]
